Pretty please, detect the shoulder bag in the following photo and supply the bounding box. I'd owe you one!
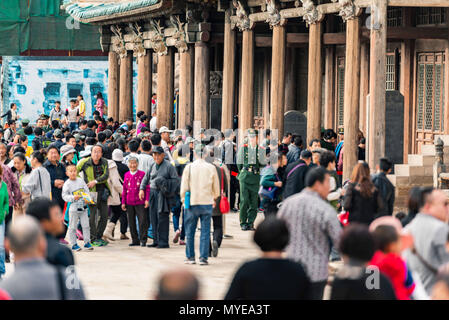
[219,166,230,214]
[184,165,191,209]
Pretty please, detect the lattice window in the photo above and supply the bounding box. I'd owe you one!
[416,52,445,133]
[387,8,403,27]
[417,7,446,25]
[336,57,345,128]
[386,54,396,91]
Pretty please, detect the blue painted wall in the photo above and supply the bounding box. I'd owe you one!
[2,56,138,123]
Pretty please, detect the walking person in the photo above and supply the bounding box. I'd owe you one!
[76,145,110,247]
[343,162,383,225]
[237,129,265,231]
[139,146,179,249]
[372,157,395,217]
[282,150,312,200]
[0,216,85,299]
[403,188,449,295]
[209,150,230,257]
[62,164,93,251]
[11,152,32,218]
[0,165,9,279]
[22,151,52,200]
[122,156,150,247]
[225,217,311,300]
[278,167,342,300]
[180,144,219,265]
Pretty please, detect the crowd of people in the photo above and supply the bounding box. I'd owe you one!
[0,98,448,301]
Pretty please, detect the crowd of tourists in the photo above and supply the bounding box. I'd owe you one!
[0,98,449,300]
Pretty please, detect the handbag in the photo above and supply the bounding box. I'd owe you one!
[258,185,278,200]
[219,167,230,214]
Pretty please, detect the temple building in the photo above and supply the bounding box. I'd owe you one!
[65,0,449,206]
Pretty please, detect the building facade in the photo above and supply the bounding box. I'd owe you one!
[65,0,449,181]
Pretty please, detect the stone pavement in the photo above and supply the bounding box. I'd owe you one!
[5,212,262,300]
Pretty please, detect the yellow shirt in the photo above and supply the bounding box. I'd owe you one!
[79,100,86,116]
[25,146,33,158]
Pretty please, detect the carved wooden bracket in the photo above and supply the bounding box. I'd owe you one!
[338,0,362,22]
[231,0,254,31]
[110,25,128,59]
[170,15,189,53]
[301,0,324,25]
[265,0,283,28]
[149,19,168,56]
[130,22,146,58]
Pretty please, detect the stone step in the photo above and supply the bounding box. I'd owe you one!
[421,144,436,156]
[394,164,427,177]
[408,154,435,166]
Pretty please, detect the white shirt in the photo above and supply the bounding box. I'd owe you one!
[149,117,157,132]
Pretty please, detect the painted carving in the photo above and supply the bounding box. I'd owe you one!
[110,25,127,59]
[232,0,252,31]
[149,19,168,56]
[301,0,323,25]
[129,22,146,58]
[210,71,223,96]
[338,0,360,21]
[265,0,281,28]
[170,16,188,53]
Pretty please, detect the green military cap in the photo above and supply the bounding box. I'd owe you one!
[21,119,30,125]
[247,129,258,136]
[338,128,344,135]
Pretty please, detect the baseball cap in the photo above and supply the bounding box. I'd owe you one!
[150,146,165,154]
[54,129,63,138]
[159,126,173,134]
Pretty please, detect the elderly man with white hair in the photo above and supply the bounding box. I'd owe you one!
[0,216,85,300]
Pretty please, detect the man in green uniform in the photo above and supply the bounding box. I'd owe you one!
[17,119,30,136]
[237,129,265,231]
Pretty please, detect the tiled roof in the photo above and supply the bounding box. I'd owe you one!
[64,0,161,22]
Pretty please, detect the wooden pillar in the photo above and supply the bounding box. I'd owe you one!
[178,46,194,130]
[222,9,236,131]
[270,24,287,135]
[262,48,271,129]
[359,43,369,135]
[324,46,335,130]
[284,47,296,112]
[137,51,152,116]
[194,42,210,129]
[400,40,414,161]
[444,9,449,135]
[307,22,323,145]
[157,48,174,129]
[119,54,133,123]
[108,51,119,120]
[239,29,255,132]
[368,0,387,169]
[343,17,361,181]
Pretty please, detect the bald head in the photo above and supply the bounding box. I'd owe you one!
[156,269,199,300]
[422,189,449,222]
[6,216,45,257]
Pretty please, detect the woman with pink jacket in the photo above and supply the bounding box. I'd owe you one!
[122,156,150,247]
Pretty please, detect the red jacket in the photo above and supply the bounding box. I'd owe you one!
[370,251,415,300]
